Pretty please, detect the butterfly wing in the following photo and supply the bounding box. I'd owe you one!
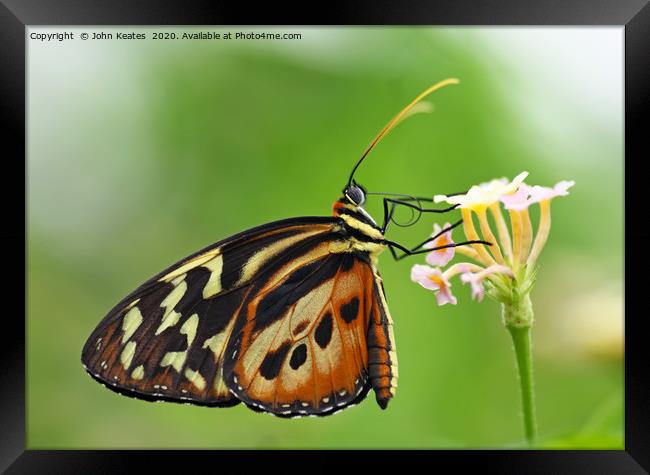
[223,251,397,417]
[81,217,340,406]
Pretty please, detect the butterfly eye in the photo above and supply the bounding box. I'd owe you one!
[345,185,366,206]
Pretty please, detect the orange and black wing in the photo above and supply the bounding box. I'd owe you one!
[81,217,340,406]
[223,251,399,417]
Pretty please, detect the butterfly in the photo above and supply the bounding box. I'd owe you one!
[81,78,487,417]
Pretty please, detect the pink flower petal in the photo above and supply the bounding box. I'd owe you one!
[435,286,458,306]
[501,180,575,210]
[460,272,485,302]
[410,264,457,305]
[499,184,532,211]
[434,172,529,209]
[424,223,455,266]
[528,180,575,202]
[411,264,438,291]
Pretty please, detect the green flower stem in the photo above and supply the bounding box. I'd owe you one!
[507,325,537,446]
[502,294,537,446]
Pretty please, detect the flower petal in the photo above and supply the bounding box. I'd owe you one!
[435,286,458,306]
[460,272,485,302]
[502,180,575,210]
[499,184,531,211]
[424,223,455,266]
[410,264,439,291]
[435,172,529,210]
[528,180,575,202]
[410,264,457,305]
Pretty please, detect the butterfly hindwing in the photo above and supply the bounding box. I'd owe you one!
[81,217,338,406]
[223,252,382,417]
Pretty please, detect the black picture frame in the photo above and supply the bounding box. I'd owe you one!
[3,0,647,472]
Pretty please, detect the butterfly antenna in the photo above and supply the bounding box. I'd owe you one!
[347,78,460,187]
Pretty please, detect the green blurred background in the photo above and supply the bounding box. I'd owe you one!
[27,27,623,448]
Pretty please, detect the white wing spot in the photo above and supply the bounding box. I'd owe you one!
[160,251,218,282]
[156,281,187,335]
[202,320,233,358]
[184,368,206,391]
[155,310,181,336]
[120,341,137,370]
[201,254,224,298]
[121,307,143,344]
[131,365,145,380]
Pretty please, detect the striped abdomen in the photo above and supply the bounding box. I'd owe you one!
[367,274,398,408]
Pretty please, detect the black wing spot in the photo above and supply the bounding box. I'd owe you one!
[340,297,360,323]
[259,341,291,380]
[289,343,307,370]
[173,267,210,311]
[315,312,333,349]
[341,253,355,271]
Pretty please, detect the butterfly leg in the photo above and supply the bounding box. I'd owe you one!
[384,238,491,261]
[407,219,464,252]
[380,197,458,233]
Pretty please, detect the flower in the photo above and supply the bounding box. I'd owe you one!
[413,171,573,447]
[410,264,457,305]
[411,172,573,316]
[501,181,575,211]
[434,171,528,211]
[424,223,455,266]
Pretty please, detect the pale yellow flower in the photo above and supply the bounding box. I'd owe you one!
[434,171,528,212]
[412,172,573,309]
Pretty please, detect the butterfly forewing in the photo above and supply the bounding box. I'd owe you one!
[81,217,338,406]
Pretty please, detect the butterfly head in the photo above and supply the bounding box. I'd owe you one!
[333,182,382,232]
[343,183,366,207]
[333,182,367,215]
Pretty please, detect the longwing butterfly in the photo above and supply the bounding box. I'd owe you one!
[81,78,487,417]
